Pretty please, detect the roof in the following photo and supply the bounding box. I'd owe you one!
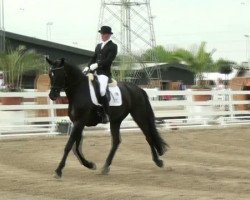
[1,31,94,57]
[113,62,192,72]
[201,69,238,81]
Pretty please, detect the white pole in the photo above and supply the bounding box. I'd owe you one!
[244,34,249,67]
[0,0,5,52]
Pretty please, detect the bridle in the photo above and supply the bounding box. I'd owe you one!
[49,65,66,93]
[49,64,83,92]
[50,66,64,71]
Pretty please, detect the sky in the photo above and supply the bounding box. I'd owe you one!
[2,0,250,63]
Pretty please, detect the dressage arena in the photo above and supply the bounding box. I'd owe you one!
[0,127,249,200]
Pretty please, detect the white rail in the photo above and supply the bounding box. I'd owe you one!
[0,89,249,136]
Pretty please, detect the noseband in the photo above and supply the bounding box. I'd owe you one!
[50,66,66,92]
[50,64,83,92]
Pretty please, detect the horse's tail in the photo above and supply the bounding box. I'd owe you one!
[141,89,169,156]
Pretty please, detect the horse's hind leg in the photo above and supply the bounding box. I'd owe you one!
[102,121,122,175]
[130,111,164,168]
[73,130,96,170]
[54,121,84,178]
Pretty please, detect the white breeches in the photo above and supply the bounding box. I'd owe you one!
[97,74,109,96]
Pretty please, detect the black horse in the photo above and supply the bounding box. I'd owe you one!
[46,57,168,178]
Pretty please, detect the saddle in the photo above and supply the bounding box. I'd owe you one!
[86,73,121,106]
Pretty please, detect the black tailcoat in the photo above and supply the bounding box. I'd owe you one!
[88,40,117,78]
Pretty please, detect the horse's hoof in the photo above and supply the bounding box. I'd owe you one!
[90,162,97,170]
[101,166,110,175]
[53,173,62,179]
[155,160,164,168]
[53,170,62,179]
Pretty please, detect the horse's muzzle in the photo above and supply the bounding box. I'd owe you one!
[49,89,60,101]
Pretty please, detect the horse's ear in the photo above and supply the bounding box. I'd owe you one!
[46,57,54,65]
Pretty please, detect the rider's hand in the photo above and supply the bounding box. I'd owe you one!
[90,63,98,71]
[82,67,89,73]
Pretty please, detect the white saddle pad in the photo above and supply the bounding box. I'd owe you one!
[88,80,122,106]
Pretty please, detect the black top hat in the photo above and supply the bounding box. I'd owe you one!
[98,26,113,34]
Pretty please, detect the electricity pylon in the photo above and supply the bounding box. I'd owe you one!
[98,0,161,84]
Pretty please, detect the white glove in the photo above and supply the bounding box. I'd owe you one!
[90,63,98,71]
[82,67,89,73]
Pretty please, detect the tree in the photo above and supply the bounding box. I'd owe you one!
[112,54,134,81]
[0,46,45,91]
[215,59,234,75]
[173,42,216,86]
[141,45,178,63]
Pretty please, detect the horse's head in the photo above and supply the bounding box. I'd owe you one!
[46,57,66,101]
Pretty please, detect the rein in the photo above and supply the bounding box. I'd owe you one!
[50,66,64,71]
[50,65,83,92]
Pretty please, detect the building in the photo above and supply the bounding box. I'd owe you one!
[0,31,195,89]
[1,31,93,65]
[113,62,195,89]
[0,31,94,88]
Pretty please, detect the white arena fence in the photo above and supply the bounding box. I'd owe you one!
[0,88,250,137]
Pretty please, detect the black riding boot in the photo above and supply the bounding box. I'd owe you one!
[100,96,110,124]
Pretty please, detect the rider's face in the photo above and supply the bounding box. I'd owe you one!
[101,33,111,42]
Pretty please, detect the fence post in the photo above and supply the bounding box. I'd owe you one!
[49,98,56,133]
[227,89,234,118]
[185,89,194,121]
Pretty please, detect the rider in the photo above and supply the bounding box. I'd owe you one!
[83,26,118,123]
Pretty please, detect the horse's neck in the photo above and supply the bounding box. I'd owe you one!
[65,64,87,86]
[65,75,90,106]
[64,65,88,97]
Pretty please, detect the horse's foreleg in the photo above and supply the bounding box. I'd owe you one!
[102,122,121,175]
[72,130,96,170]
[54,121,84,178]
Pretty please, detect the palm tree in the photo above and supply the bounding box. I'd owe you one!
[215,58,234,74]
[173,42,216,86]
[141,45,178,63]
[0,45,45,91]
[112,54,135,81]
